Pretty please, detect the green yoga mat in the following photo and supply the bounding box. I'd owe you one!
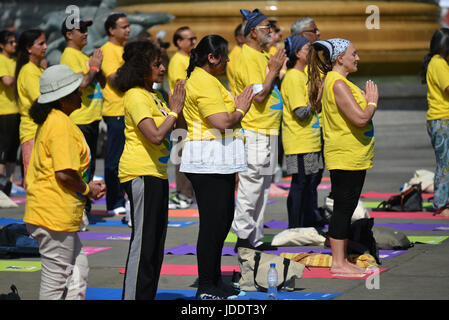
[407,236,448,244]
[225,232,274,243]
[0,260,41,272]
[363,201,432,209]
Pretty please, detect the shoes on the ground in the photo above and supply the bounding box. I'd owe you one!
[107,206,126,215]
[196,286,237,300]
[169,192,193,209]
[121,216,132,228]
[217,279,245,297]
[254,242,277,251]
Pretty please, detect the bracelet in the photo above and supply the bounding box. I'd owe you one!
[90,66,100,72]
[368,102,377,108]
[168,111,178,119]
[81,183,90,196]
[235,108,246,117]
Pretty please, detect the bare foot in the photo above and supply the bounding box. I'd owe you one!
[330,260,365,274]
[435,208,449,217]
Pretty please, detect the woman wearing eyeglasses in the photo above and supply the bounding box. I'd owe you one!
[0,30,19,181]
[281,35,324,230]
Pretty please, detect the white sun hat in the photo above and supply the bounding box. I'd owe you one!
[37,64,83,104]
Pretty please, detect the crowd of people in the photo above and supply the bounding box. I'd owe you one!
[0,6,446,300]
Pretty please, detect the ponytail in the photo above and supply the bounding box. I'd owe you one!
[307,45,331,113]
[186,48,199,78]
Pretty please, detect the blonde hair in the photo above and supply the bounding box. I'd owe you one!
[307,46,331,113]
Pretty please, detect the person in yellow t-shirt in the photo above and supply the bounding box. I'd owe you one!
[226,24,245,96]
[421,28,449,217]
[14,29,47,189]
[100,13,130,215]
[167,26,197,209]
[281,35,324,230]
[115,41,186,300]
[180,35,254,300]
[25,65,106,300]
[0,30,19,181]
[232,9,287,252]
[308,38,377,275]
[60,17,105,218]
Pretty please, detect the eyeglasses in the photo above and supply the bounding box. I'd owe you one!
[256,25,271,31]
[182,36,197,42]
[302,28,319,34]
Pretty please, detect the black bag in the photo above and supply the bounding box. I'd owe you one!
[0,285,20,300]
[376,184,423,212]
[347,218,381,265]
[0,175,12,196]
[0,223,40,258]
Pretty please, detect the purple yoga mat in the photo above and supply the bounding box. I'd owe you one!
[78,232,131,241]
[164,243,406,259]
[264,219,449,231]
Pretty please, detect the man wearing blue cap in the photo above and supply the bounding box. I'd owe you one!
[232,8,287,252]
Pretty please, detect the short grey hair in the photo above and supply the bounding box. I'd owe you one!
[291,17,315,35]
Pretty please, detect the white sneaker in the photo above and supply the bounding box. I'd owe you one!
[107,206,127,215]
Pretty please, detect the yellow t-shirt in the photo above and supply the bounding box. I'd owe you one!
[119,88,172,182]
[184,66,243,141]
[321,71,374,170]
[426,54,449,120]
[0,54,18,115]
[281,68,321,155]
[100,41,124,117]
[60,47,103,124]
[226,45,242,96]
[234,44,283,135]
[17,62,43,144]
[24,109,91,232]
[168,51,190,93]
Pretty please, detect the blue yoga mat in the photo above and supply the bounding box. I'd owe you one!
[0,217,197,228]
[86,288,340,300]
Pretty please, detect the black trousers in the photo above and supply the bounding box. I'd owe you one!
[185,172,236,290]
[328,169,366,239]
[77,120,99,213]
[121,176,168,300]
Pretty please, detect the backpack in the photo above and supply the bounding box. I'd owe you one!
[0,223,40,258]
[372,226,414,250]
[0,285,20,300]
[376,184,423,212]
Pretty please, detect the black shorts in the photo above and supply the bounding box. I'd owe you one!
[0,113,20,164]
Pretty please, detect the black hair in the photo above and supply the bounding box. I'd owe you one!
[115,40,161,92]
[234,24,243,37]
[173,26,190,48]
[186,35,228,78]
[14,29,44,102]
[104,12,127,36]
[421,28,449,84]
[284,38,298,69]
[29,100,61,125]
[0,30,15,51]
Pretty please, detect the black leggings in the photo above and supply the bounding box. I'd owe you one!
[328,169,366,239]
[185,172,236,290]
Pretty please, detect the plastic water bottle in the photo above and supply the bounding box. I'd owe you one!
[267,263,278,300]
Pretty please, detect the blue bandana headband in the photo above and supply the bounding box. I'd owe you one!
[284,35,309,58]
[240,9,267,37]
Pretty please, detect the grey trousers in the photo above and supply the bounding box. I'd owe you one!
[27,223,89,300]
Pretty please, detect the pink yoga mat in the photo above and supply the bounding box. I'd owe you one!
[369,211,449,219]
[361,191,433,200]
[84,247,112,256]
[119,265,386,279]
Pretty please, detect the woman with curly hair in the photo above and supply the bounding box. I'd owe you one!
[115,40,186,300]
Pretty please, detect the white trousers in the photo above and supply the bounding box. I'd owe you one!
[27,224,89,300]
[232,129,278,247]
